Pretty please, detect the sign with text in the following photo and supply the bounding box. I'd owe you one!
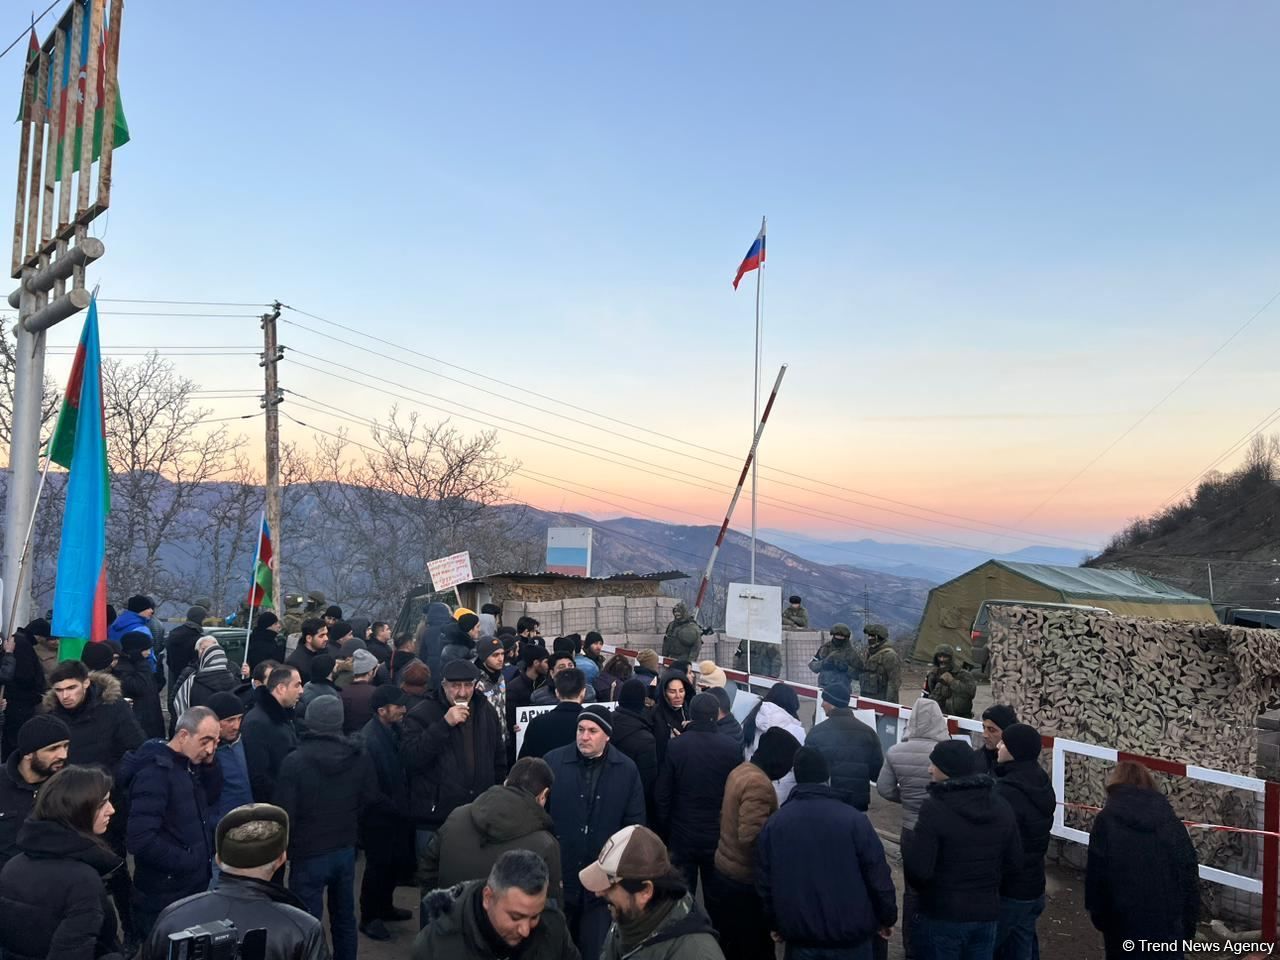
[725,582,783,645]
[427,551,473,593]
[512,701,617,756]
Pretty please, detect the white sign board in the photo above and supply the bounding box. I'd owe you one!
[427,551,474,593]
[546,527,593,577]
[512,701,618,756]
[725,582,783,645]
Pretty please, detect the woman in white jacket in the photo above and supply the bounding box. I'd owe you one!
[742,682,806,802]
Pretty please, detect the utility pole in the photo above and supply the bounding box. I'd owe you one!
[261,301,283,612]
[1207,563,1214,605]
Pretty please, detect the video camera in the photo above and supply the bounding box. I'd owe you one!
[166,921,266,960]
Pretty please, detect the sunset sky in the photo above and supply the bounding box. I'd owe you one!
[11,1,1280,564]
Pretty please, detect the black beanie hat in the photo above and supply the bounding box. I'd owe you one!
[475,637,504,664]
[324,605,343,620]
[982,704,1018,731]
[81,642,115,671]
[187,606,208,625]
[16,715,70,755]
[578,704,613,736]
[619,678,647,712]
[520,644,549,668]
[457,613,480,633]
[216,804,290,869]
[930,740,976,778]
[24,618,50,639]
[793,746,830,785]
[584,631,603,648]
[255,611,279,630]
[207,691,245,721]
[127,594,155,614]
[310,654,337,682]
[1001,723,1042,762]
[120,631,152,656]
[690,692,719,724]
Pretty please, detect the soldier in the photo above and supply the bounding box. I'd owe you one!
[279,593,306,640]
[733,638,781,679]
[661,602,703,661]
[808,623,863,695]
[860,624,901,704]
[781,595,809,631]
[923,644,977,719]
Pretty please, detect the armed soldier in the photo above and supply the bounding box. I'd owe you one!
[661,602,704,662]
[860,624,901,704]
[808,623,863,695]
[923,644,977,718]
[782,595,809,631]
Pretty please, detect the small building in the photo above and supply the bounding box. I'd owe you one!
[912,560,1217,664]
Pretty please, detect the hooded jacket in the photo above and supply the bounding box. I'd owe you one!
[652,669,694,765]
[418,601,456,681]
[993,758,1056,899]
[143,872,327,960]
[117,738,223,912]
[805,707,883,811]
[0,819,124,960]
[240,685,298,802]
[1085,785,1200,952]
[174,643,239,715]
[903,773,1022,922]
[274,731,377,859]
[876,698,951,832]
[744,703,805,761]
[42,670,145,771]
[414,879,577,960]
[107,610,150,648]
[655,718,742,856]
[600,892,722,960]
[421,784,564,905]
[113,652,166,740]
[438,621,478,671]
[246,625,286,669]
[714,760,777,884]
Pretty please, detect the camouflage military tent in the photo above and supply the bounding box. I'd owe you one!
[911,560,1216,664]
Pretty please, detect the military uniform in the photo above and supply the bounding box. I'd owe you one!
[859,624,901,704]
[661,603,704,661]
[279,593,307,639]
[924,644,977,718]
[734,640,782,678]
[809,624,864,694]
[782,604,809,631]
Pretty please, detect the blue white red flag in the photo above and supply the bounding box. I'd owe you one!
[733,223,766,289]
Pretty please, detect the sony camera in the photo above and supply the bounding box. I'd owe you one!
[166,920,266,960]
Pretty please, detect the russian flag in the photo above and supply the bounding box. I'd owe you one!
[733,223,766,289]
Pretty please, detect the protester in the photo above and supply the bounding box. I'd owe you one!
[507,645,549,744]
[580,825,723,960]
[297,653,340,722]
[706,686,744,753]
[475,637,510,750]
[340,648,380,734]
[174,636,240,716]
[241,665,302,802]
[358,684,415,941]
[108,594,156,648]
[114,631,165,740]
[367,620,393,665]
[976,705,1018,775]
[805,678,883,811]
[923,646,977,719]
[533,651,597,706]
[743,682,804,760]
[992,723,1055,960]
[610,678,659,819]
[275,695,376,960]
[165,605,207,699]
[904,740,1022,957]
[240,658,276,710]
[661,602,703,662]
[400,659,432,709]
[1,624,48,758]
[141,803,328,960]
[418,600,456,681]
[81,639,117,673]
[520,667,587,759]
[652,667,694,765]
[1085,761,1199,960]
[27,617,60,682]
[478,603,502,640]
[118,706,223,936]
[0,715,70,869]
[756,747,897,959]
[207,692,253,824]
[324,605,343,625]
[575,631,606,683]
[422,757,563,906]
[414,849,578,960]
[44,658,145,770]
[439,611,482,668]
[655,692,740,897]
[246,611,286,669]
[634,649,661,701]
[545,706,646,960]
[0,765,123,960]
[593,651,633,702]
[286,618,330,677]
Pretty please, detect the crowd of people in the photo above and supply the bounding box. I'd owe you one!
[0,598,1208,960]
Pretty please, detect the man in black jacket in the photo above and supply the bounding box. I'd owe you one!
[164,606,206,704]
[240,665,302,802]
[115,631,166,740]
[286,618,330,678]
[976,704,1018,775]
[142,803,328,960]
[0,716,69,869]
[0,623,48,759]
[506,646,549,726]
[992,723,1055,960]
[519,668,586,759]
[609,679,659,822]
[275,695,376,960]
[44,658,145,770]
[903,740,1022,957]
[358,685,415,940]
[654,692,740,897]
[804,679,883,811]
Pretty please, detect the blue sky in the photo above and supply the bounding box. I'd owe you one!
[10,1,1280,556]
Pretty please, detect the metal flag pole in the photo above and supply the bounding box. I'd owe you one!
[2,451,51,643]
[750,215,765,588]
[242,509,264,668]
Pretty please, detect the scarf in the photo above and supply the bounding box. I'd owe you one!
[174,644,229,717]
[616,897,678,954]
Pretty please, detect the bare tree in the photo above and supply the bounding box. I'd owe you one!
[0,320,60,452]
[184,453,264,617]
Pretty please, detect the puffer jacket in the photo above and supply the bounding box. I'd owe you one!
[414,879,578,960]
[41,671,145,771]
[877,698,951,831]
[714,760,777,883]
[804,708,883,811]
[417,602,455,681]
[421,784,563,905]
[655,720,742,856]
[0,819,124,960]
[993,758,1056,900]
[599,893,722,960]
[107,610,150,647]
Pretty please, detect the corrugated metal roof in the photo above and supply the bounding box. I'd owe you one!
[996,561,1208,604]
[463,570,689,585]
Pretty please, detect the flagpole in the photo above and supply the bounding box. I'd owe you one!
[3,451,51,642]
[243,509,264,668]
[751,215,764,587]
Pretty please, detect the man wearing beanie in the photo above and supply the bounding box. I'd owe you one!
[903,740,1022,953]
[757,746,897,957]
[0,716,69,869]
[654,692,741,898]
[275,695,377,959]
[439,612,481,669]
[805,677,883,811]
[575,630,605,682]
[116,631,165,740]
[107,594,155,648]
[976,703,1018,775]
[992,723,1055,959]
[340,648,380,735]
[205,692,253,826]
[141,804,327,960]
[474,637,509,752]
[246,610,285,670]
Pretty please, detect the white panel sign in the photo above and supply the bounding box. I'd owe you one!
[427,551,474,592]
[725,582,783,645]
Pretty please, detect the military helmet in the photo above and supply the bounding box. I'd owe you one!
[673,602,688,618]
[864,623,888,641]
[284,593,305,609]
[830,623,852,639]
[307,590,327,604]
[191,597,214,611]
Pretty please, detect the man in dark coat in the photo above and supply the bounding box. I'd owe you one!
[519,668,586,759]
[506,645,549,723]
[805,679,884,811]
[173,637,240,719]
[976,704,1018,775]
[240,665,302,802]
[544,705,646,960]
[366,620,394,665]
[993,723,1056,960]
[118,706,224,937]
[757,747,897,954]
[44,658,145,770]
[165,606,207,698]
[114,631,166,740]
[0,623,48,759]
[654,692,741,897]
[0,716,69,869]
[286,618,330,678]
[416,600,456,681]
[246,611,286,669]
[609,679,659,822]
[904,740,1022,954]
[438,613,481,670]
[358,685,415,940]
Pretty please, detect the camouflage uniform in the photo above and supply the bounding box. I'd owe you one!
[782,604,809,631]
[859,624,901,703]
[279,593,307,639]
[661,602,703,661]
[924,644,977,718]
[809,623,864,693]
[734,640,782,678]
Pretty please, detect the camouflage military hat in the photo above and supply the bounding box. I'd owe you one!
[830,623,852,639]
[863,623,888,641]
[284,594,305,609]
[307,590,327,604]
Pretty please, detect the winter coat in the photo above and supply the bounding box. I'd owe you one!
[992,758,1055,900]
[744,702,805,761]
[246,625,286,669]
[1,634,46,750]
[0,819,124,960]
[860,639,901,703]
[599,893,723,960]
[437,621,476,671]
[421,784,564,906]
[107,610,151,647]
[175,643,240,715]
[611,706,659,818]
[714,760,777,883]
[401,679,507,829]
[782,605,809,630]
[652,669,694,765]
[339,679,378,734]
[165,622,203,692]
[593,669,628,703]
[417,601,455,681]
[574,654,601,683]
[113,654,166,740]
[662,616,703,661]
[716,713,744,755]
[414,879,578,960]
[477,669,508,749]
[1085,785,1200,956]
[923,646,977,719]
[975,745,998,775]
[756,783,897,948]
[358,716,414,865]
[876,698,950,831]
[0,751,40,870]
[519,702,582,759]
[297,678,340,727]
[655,720,742,857]
[808,635,864,691]
[805,708,883,811]
[142,872,328,960]
[117,738,223,913]
[211,737,254,824]
[240,685,299,802]
[505,668,544,718]
[903,773,1022,922]
[275,731,377,859]
[545,743,646,903]
[533,680,595,706]
[285,642,324,678]
[41,671,145,771]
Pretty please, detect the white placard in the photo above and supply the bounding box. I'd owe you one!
[725,582,783,645]
[512,701,617,755]
[427,551,474,593]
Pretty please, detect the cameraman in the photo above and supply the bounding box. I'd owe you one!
[142,804,329,960]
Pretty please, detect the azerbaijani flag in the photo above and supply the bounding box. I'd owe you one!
[49,297,110,660]
[14,29,38,122]
[46,5,131,178]
[248,515,274,610]
[732,221,766,290]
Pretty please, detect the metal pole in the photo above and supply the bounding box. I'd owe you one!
[261,302,282,614]
[3,451,51,639]
[693,364,788,624]
[242,509,263,668]
[750,215,764,588]
[1207,563,1214,604]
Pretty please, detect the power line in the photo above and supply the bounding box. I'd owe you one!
[0,1,59,63]
[1156,405,1280,508]
[99,298,273,308]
